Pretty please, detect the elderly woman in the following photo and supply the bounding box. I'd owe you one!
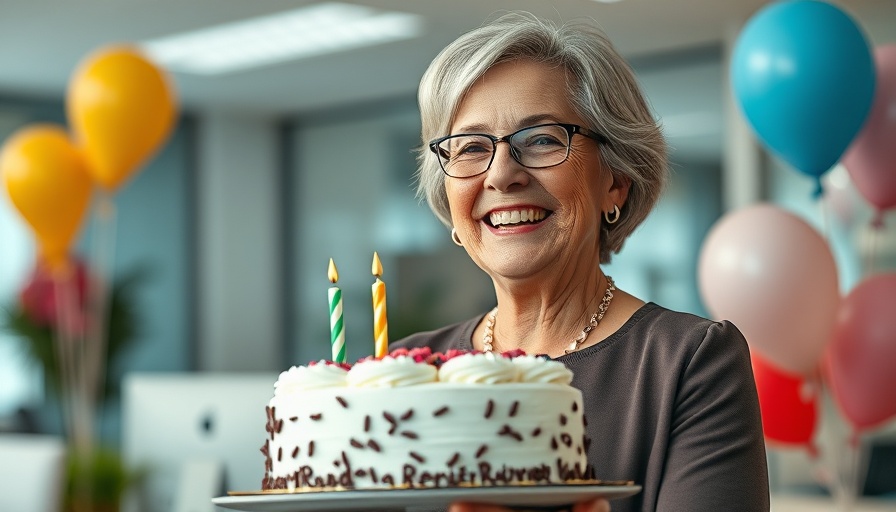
[390,11,769,512]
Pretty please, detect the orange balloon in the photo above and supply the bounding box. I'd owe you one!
[66,45,177,191]
[0,125,93,268]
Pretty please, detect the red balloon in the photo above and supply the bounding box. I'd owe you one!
[843,45,896,222]
[752,353,818,447]
[825,273,896,431]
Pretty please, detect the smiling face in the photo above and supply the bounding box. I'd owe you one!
[446,59,624,282]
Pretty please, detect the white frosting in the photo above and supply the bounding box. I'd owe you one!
[437,352,518,384]
[512,355,574,385]
[274,362,348,396]
[265,383,588,490]
[347,356,438,388]
[264,350,589,491]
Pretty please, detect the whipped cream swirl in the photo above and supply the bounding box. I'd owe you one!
[348,356,438,388]
[512,355,574,385]
[438,352,518,384]
[274,362,348,396]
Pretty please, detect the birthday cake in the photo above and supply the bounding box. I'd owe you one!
[261,347,591,491]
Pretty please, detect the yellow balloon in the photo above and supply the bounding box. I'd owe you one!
[0,125,93,269]
[67,45,177,191]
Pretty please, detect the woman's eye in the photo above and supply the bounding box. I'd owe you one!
[456,142,491,156]
[526,135,564,147]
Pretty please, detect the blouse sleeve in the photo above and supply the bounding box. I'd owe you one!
[656,320,770,511]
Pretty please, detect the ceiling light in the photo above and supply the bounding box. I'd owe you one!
[141,2,423,75]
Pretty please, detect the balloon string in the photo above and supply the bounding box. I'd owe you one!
[818,190,832,243]
[866,222,879,276]
[85,192,117,434]
[54,265,95,511]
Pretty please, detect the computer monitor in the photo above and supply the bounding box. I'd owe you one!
[122,372,277,512]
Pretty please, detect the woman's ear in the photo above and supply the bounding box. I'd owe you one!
[604,172,631,212]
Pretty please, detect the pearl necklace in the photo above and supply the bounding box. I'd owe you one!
[482,276,616,355]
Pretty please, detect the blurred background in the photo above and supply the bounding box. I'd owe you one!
[1,1,895,511]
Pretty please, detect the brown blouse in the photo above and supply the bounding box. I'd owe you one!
[390,302,770,512]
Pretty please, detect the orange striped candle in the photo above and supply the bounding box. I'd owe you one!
[371,252,388,358]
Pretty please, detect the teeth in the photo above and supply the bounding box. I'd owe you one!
[490,209,546,227]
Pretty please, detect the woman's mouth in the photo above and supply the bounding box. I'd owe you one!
[485,208,552,228]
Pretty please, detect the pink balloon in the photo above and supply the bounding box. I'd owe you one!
[843,45,896,219]
[825,273,896,432]
[698,204,840,375]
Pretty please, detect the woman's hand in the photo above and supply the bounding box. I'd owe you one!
[448,498,610,512]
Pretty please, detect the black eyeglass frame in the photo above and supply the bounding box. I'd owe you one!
[428,122,609,178]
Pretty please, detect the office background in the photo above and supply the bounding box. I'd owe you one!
[1,0,894,506]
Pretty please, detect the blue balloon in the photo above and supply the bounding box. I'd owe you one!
[732,0,875,189]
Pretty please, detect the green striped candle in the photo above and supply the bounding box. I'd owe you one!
[328,258,345,363]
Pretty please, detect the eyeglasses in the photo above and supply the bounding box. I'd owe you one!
[428,122,608,178]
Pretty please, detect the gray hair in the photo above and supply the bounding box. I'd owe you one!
[416,11,668,263]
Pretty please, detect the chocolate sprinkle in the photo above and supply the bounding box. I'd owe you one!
[368,439,381,452]
[400,431,419,439]
[277,447,282,462]
[559,414,567,426]
[289,416,298,422]
[292,446,299,458]
[447,453,460,467]
[350,438,364,449]
[410,451,426,463]
[310,413,322,421]
[364,415,371,432]
[484,400,495,419]
[475,444,489,458]
[308,441,315,457]
[509,401,519,417]
[498,425,523,442]
[336,396,348,408]
[561,433,573,447]
[551,437,558,450]
[532,427,542,437]
[355,469,367,477]
[433,406,450,417]
[572,401,579,412]
[400,409,414,420]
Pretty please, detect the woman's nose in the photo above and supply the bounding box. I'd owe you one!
[483,141,530,191]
